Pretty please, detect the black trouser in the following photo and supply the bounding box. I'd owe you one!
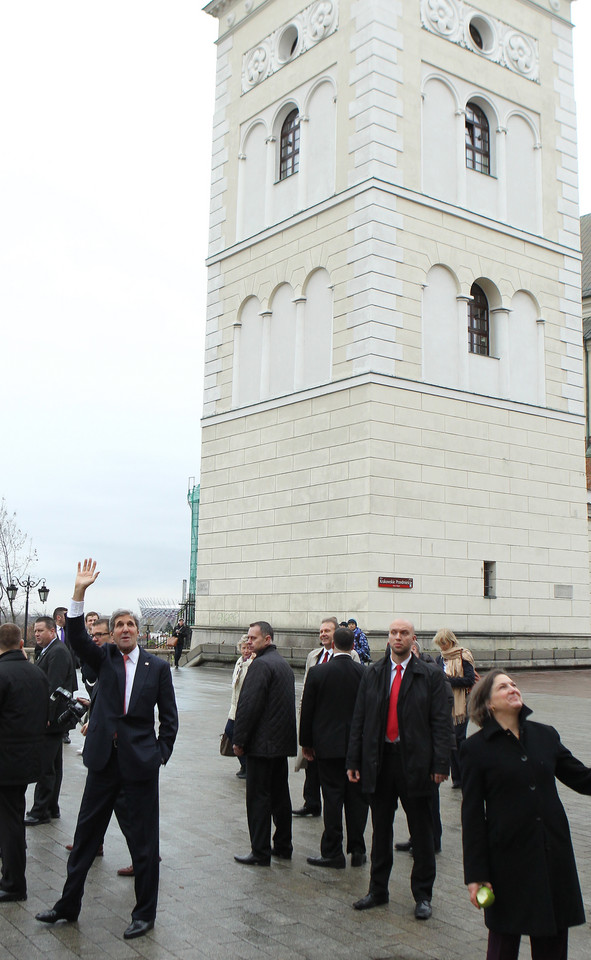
[0,784,27,895]
[174,643,184,668]
[451,719,468,785]
[29,733,63,818]
[302,759,321,813]
[245,755,292,860]
[225,718,246,770]
[54,745,160,922]
[317,757,368,859]
[369,744,436,902]
[486,929,567,960]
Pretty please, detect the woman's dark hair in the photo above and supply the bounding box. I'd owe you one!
[468,669,506,728]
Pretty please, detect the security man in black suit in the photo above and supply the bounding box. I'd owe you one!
[35,559,178,941]
[347,618,451,921]
[0,623,49,902]
[25,615,75,825]
[299,627,369,869]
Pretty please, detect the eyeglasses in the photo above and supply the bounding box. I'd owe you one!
[92,631,110,638]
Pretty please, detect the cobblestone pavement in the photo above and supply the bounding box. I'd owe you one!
[1,666,590,960]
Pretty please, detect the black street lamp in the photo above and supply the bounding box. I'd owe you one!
[7,576,50,645]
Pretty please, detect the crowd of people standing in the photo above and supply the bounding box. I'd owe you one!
[3,591,591,959]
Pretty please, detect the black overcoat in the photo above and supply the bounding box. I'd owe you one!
[461,707,591,936]
[36,638,76,731]
[233,644,297,757]
[299,654,364,758]
[346,651,451,796]
[0,649,49,784]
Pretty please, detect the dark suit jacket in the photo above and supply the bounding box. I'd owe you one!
[0,649,49,784]
[36,638,76,732]
[299,654,364,759]
[66,614,178,780]
[346,651,451,796]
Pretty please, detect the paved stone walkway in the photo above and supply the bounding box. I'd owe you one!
[1,666,590,960]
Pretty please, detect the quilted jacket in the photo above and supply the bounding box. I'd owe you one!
[233,644,297,757]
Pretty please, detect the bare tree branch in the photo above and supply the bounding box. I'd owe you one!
[0,498,37,622]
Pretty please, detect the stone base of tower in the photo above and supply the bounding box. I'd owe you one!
[195,375,590,640]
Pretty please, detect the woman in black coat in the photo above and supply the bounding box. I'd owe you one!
[461,669,591,960]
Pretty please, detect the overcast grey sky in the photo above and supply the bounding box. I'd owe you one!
[1,2,590,619]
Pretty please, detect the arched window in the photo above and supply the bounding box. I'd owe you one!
[279,109,300,180]
[468,283,490,355]
[465,102,490,174]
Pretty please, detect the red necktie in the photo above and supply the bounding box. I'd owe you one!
[123,654,129,714]
[320,650,330,664]
[386,664,403,741]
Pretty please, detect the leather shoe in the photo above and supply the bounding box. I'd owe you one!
[35,908,76,924]
[234,853,270,866]
[117,865,135,876]
[351,853,367,867]
[24,814,50,826]
[0,890,27,903]
[123,919,154,940]
[307,855,346,869]
[394,840,412,852]
[414,899,432,920]
[271,848,292,860]
[353,892,389,910]
[292,806,321,817]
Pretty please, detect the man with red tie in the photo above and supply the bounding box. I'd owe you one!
[346,619,451,921]
[35,559,178,941]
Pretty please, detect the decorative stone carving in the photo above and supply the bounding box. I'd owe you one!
[308,1,337,41]
[424,0,460,37]
[504,31,536,80]
[242,0,338,93]
[244,43,271,86]
[420,0,539,83]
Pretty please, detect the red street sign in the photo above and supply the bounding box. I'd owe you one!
[378,577,413,589]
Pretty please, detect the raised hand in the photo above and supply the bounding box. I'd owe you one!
[73,558,100,600]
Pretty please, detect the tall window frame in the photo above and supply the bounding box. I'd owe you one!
[468,282,490,355]
[465,102,490,175]
[279,108,300,180]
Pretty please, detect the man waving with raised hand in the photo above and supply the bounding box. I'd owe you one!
[35,559,178,941]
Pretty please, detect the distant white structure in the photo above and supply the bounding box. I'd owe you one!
[196,0,589,649]
[138,598,181,633]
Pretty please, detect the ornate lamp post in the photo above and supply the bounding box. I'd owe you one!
[6,577,50,645]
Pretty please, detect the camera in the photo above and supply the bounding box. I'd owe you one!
[50,686,88,729]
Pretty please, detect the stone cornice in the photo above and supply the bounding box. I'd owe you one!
[201,370,585,426]
[205,177,583,269]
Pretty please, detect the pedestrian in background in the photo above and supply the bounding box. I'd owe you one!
[225,635,254,780]
[347,618,371,663]
[433,627,475,789]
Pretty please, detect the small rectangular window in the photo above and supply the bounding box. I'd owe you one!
[483,561,496,599]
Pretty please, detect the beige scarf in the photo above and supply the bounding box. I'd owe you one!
[440,644,475,724]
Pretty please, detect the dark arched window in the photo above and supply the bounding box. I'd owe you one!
[468,283,490,355]
[279,109,300,180]
[465,102,490,174]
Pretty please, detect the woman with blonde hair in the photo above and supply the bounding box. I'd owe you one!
[433,628,475,789]
[225,636,255,779]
